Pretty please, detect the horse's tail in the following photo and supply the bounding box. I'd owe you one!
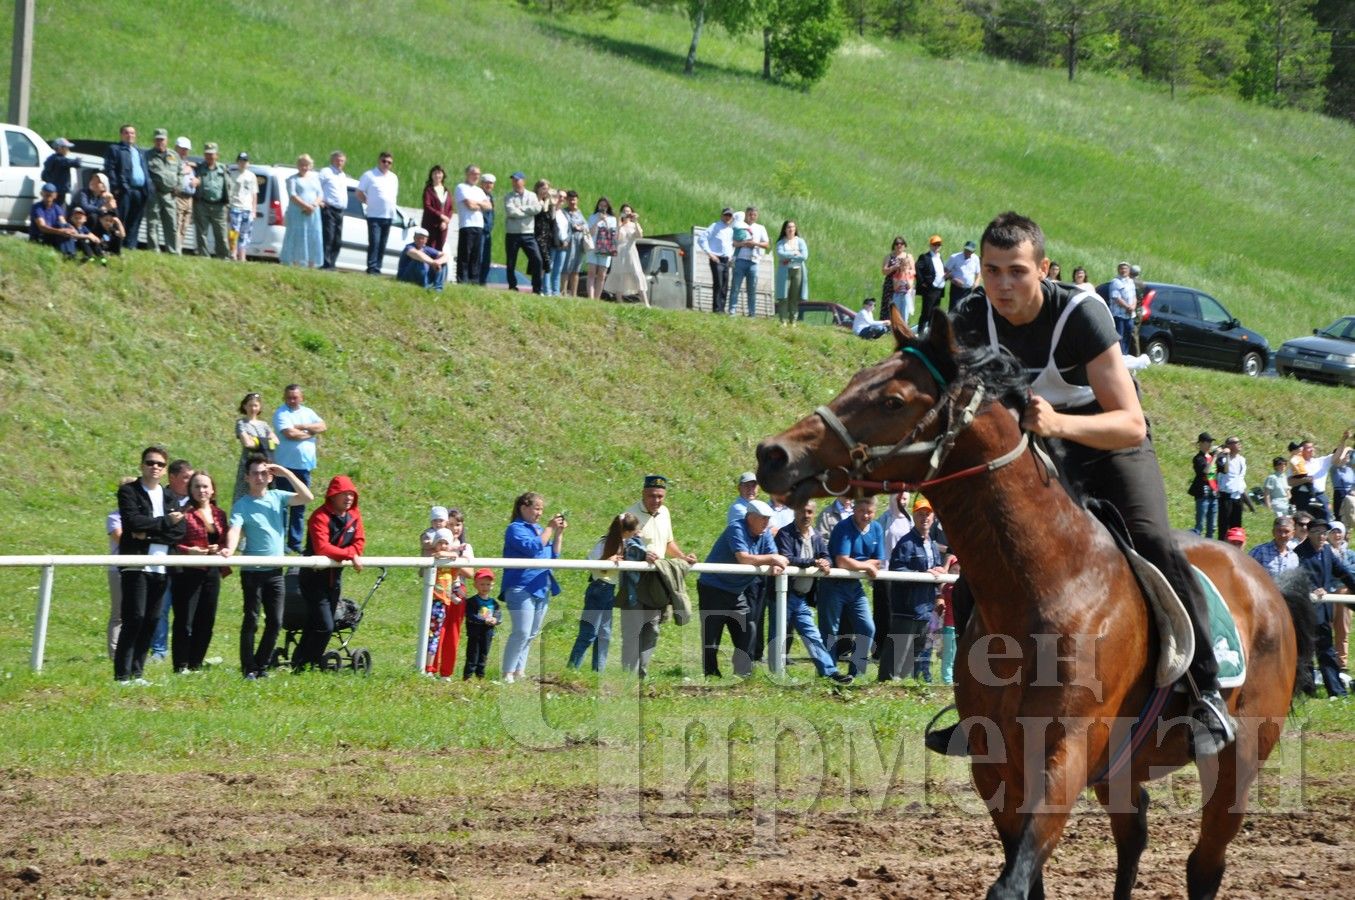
[1275,569,1317,699]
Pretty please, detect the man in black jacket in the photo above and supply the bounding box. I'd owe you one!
[914,235,946,329]
[104,124,150,250]
[774,499,853,684]
[113,446,186,684]
[1296,515,1355,698]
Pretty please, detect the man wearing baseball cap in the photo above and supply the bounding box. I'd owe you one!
[28,182,77,257]
[915,234,946,328]
[622,475,698,676]
[146,128,184,253]
[1188,432,1218,538]
[193,143,231,259]
[697,499,788,678]
[396,226,447,291]
[879,495,945,682]
[41,137,81,207]
[503,171,543,293]
[1297,513,1355,698]
[171,136,197,251]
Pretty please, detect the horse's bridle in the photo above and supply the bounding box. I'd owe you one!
[811,347,1036,496]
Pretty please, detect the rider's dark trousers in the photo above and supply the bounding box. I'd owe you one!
[953,436,1219,690]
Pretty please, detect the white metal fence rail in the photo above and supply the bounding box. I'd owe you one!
[0,555,961,674]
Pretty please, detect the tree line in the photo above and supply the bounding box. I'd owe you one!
[517,0,1353,121]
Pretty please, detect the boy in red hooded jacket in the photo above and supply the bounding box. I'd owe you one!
[294,475,365,671]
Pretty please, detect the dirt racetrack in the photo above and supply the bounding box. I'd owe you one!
[3,752,1352,899]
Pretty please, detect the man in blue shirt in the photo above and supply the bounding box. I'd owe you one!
[820,494,885,677]
[272,384,328,553]
[222,456,313,678]
[697,500,787,678]
[880,495,945,682]
[396,227,448,290]
[29,183,76,257]
[104,124,149,250]
[1249,517,1299,578]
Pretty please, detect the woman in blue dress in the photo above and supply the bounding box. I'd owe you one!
[280,154,325,267]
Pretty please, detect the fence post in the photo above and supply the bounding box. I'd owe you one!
[769,571,788,675]
[30,564,54,672]
[415,562,437,673]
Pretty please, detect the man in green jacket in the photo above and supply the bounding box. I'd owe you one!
[192,143,232,259]
[146,128,183,254]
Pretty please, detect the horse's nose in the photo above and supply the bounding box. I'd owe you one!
[756,440,788,478]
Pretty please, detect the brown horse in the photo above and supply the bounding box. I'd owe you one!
[756,311,1314,900]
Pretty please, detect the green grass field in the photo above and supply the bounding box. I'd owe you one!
[2,2,1354,894]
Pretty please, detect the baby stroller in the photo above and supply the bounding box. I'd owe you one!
[273,567,388,675]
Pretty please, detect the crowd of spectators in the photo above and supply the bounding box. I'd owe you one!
[1189,429,1355,699]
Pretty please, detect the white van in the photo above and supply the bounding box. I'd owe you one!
[0,123,54,229]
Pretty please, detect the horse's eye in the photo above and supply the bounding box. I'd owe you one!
[883,395,904,410]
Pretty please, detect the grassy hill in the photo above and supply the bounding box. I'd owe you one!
[3,0,1351,347]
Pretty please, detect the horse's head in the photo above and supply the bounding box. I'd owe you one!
[757,307,1025,505]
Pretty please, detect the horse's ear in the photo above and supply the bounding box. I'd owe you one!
[890,304,915,347]
[924,308,960,360]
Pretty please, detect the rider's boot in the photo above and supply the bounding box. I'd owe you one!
[1188,674,1237,759]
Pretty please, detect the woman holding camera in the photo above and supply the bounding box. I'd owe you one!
[500,492,566,683]
[604,203,649,307]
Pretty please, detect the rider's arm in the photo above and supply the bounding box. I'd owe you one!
[1023,344,1146,451]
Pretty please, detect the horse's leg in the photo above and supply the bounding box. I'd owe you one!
[1094,782,1150,900]
[982,736,1084,900]
[1186,742,1247,900]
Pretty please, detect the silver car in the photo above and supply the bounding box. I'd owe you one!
[1274,316,1355,387]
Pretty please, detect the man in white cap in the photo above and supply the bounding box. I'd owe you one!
[172,136,197,251]
[697,499,787,678]
[396,226,447,291]
[41,137,81,206]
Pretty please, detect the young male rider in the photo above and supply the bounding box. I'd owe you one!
[931,211,1234,759]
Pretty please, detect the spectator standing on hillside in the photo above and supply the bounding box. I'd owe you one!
[604,204,648,306]
[1289,432,1352,518]
[697,500,786,678]
[586,197,618,300]
[396,227,448,291]
[622,475,699,676]
[171,136,196,251]
[1108,262,1137,353]
[915,235,946,327]
[272,385,327,553]
[318,151,348,269]
[357,151,399,275]
[477,173,497,285]
[775,499,854,684]
[559,190,588,298]
[193,144,231,259]
[293,475,365,672]
[146,129,183,254]
[533,181,558,295]
[28,183,76,257]
[821,494,884,679]
[421,165,455,253]
[113,448,187,684]
[233,392,278,501]
[944,240,980,310]
[222,457,314,679]
[1331,451,1355,515]
[454,165,491,284]
[229,152,257,261]
[503,172,544,293]
[1296,515,1355,698]
[104,125,149,250]
[1188,432,1219,538]
[281,154,325,268]
[698,207,736,314]
[774,219,808,325]
[882,236,914,322]
[1218,439,1248,535]
[500,493,566,683]
[149,459,195,662]
[41,137,80,206]
[729,206,769,317]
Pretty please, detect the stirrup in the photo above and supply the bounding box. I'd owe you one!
[923,704,969,756]
[1188,690,1237,759]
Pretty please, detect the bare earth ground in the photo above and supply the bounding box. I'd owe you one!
[2,752,1352,899]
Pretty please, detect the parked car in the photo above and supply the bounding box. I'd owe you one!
[796,300,854,329]
[1274,316,1355,387]
[1101,281,1270,377]
[0,123,54,230]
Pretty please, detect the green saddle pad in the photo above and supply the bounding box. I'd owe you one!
[1193,565,1245,687]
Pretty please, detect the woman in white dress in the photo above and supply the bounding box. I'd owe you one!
[603,204,648,307]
